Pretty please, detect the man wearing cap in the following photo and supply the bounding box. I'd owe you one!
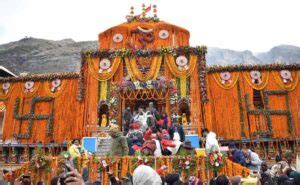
[228,143,246,166]
[108,124,129,156]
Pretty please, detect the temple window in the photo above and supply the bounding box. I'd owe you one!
[253,89,264,109]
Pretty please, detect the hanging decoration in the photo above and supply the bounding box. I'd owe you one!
[159,30,169,39]
[272,70,299,91]
[207,63,300,73]
[0,72,79,83]
[89,57,122,81]
[125,56,162,81]
[180,77,187,97]
[165,54,197,98]
[99,58,112,73]
[198,58,208,102]
[220,72,232,84]
[0,82,14,99]
[19,81,40,98]
[77,55,86,102]
[112,34,123,43]
[243,71,269,90]
[117,78,176,91]
[81,46,207,59]
[107,84,119,125]
[24,81,35,93]
[212,72,239,89]
[44,79,66,98]
[99,81,108,101]
[280,70,293,83]
[51,79,62,92]
[250,71,262,84]
[176,56,189,71]
[2,82,10,94]
[164,54,197,78]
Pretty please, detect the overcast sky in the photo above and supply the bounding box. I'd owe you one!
[0,0,299,52]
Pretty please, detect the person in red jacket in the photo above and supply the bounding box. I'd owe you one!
[144,128,154,141]
[161,130,175,156]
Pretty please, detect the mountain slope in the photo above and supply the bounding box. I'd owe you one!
[0,37,299,75]
[0,38,97,74]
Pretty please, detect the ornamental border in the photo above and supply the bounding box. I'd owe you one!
[0,72,79,83]
[207,63,300,73]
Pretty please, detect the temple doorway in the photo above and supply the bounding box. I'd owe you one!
[120,89,168,121]
[126,99,165,115]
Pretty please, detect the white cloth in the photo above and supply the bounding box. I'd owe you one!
[153,139,162,156]
[133,165,162,185]
[247,150,262,171]
[134,113,147,132]
[168,132,182,155]
[205,132,220,154]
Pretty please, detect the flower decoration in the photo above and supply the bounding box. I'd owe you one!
[29,148,52,173]
[172,156,196,176]
[136,156,152,166]
[220,72,232,84]
[117,79,176,91]
[159,30,169,39]
[112,33,123,43]
[176,56,189,71]
[280,70,293,83]
[207,151,225,171]
[99,58,112,73]
[94,157,116,172]
[24,81,35,93]
[250,70,262,84]
[2,82,10,94]
[51,79,62,92]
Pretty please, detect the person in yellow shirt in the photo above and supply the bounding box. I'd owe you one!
[68,139,86,160]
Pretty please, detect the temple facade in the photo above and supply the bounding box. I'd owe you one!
[0,13,299,160]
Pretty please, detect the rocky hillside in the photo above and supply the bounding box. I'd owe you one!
[0,38,299,75]
[0,38,97,74]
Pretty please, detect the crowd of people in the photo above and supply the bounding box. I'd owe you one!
[2,102,300,184]
[108,102,189,157]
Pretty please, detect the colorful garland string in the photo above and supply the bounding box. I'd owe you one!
[242,71,269,90]
[164,54,197,98]
[212,72,240,90]
[180,77,187,97]
[99,81,108,101]
[124,56,162,81]
[272,70,299,91]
